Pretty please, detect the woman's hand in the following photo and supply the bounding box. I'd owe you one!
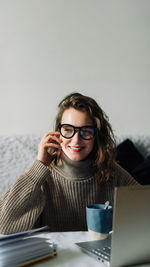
[37,132,62,166]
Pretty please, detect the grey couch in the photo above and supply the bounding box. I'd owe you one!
[0,135,150,196]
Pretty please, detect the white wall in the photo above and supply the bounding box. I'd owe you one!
[0,0,150,136]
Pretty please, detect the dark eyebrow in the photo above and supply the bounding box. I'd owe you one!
[60,124,95,128]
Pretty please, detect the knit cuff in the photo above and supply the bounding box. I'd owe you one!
[26,160,50,186]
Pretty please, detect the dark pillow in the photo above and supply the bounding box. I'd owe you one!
[131,156,150,185]
[116,139,144,173]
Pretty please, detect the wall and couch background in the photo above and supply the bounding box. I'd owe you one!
[0,0,150,195]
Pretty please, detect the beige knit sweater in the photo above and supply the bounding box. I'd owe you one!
[0,154,138,234]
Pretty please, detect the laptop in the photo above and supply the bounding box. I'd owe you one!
[76,185,150,267]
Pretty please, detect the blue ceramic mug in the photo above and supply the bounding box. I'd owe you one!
[86,204,113,240]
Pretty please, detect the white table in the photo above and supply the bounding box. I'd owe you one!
[32,231,105,267]
[32,231,150,267]
[1,232,149,267]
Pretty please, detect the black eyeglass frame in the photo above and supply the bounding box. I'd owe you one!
[58,123,98,140]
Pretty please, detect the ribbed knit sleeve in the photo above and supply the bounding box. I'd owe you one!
[0,160,50,234]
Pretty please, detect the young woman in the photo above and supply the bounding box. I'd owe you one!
[0,93,138,234]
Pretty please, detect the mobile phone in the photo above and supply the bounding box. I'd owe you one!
[54,137,60,165]
[54,148,58,164]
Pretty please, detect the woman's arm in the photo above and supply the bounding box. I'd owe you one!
[0,131,62,234]
[0,160,50,234]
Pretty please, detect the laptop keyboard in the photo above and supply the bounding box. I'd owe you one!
[91,246,111,261]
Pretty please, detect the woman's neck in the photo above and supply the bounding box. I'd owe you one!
[54,152,94,179]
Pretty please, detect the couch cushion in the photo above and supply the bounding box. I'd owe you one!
[131,156,150,185]
[116,139,144,173]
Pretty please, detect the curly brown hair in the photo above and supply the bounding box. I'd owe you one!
[54,92,116,183]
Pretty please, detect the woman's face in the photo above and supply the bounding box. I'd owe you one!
[60,108,95,161]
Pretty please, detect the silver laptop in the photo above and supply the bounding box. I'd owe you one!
[76,185,150,267]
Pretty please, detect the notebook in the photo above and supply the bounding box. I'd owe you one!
[76,185,150,267]
[0,226,56,267]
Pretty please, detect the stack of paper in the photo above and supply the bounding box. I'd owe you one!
[0,226,56,267]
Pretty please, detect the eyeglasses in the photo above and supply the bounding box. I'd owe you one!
[58,124,97,140]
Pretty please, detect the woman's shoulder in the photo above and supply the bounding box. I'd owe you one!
[111,161,138,186]
[112,161,130,175]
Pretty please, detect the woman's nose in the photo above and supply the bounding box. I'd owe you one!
[72,130,81,141]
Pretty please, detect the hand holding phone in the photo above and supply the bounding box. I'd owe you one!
[37,132,62,166]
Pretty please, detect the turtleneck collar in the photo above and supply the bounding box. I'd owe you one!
[54,152,94,179]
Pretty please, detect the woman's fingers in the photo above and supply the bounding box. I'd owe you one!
[42,132,62,145]
[44,131,60,139]
[43,142,62,150]
[37,131,62,166]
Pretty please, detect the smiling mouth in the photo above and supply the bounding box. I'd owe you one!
[69,146,83,152]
